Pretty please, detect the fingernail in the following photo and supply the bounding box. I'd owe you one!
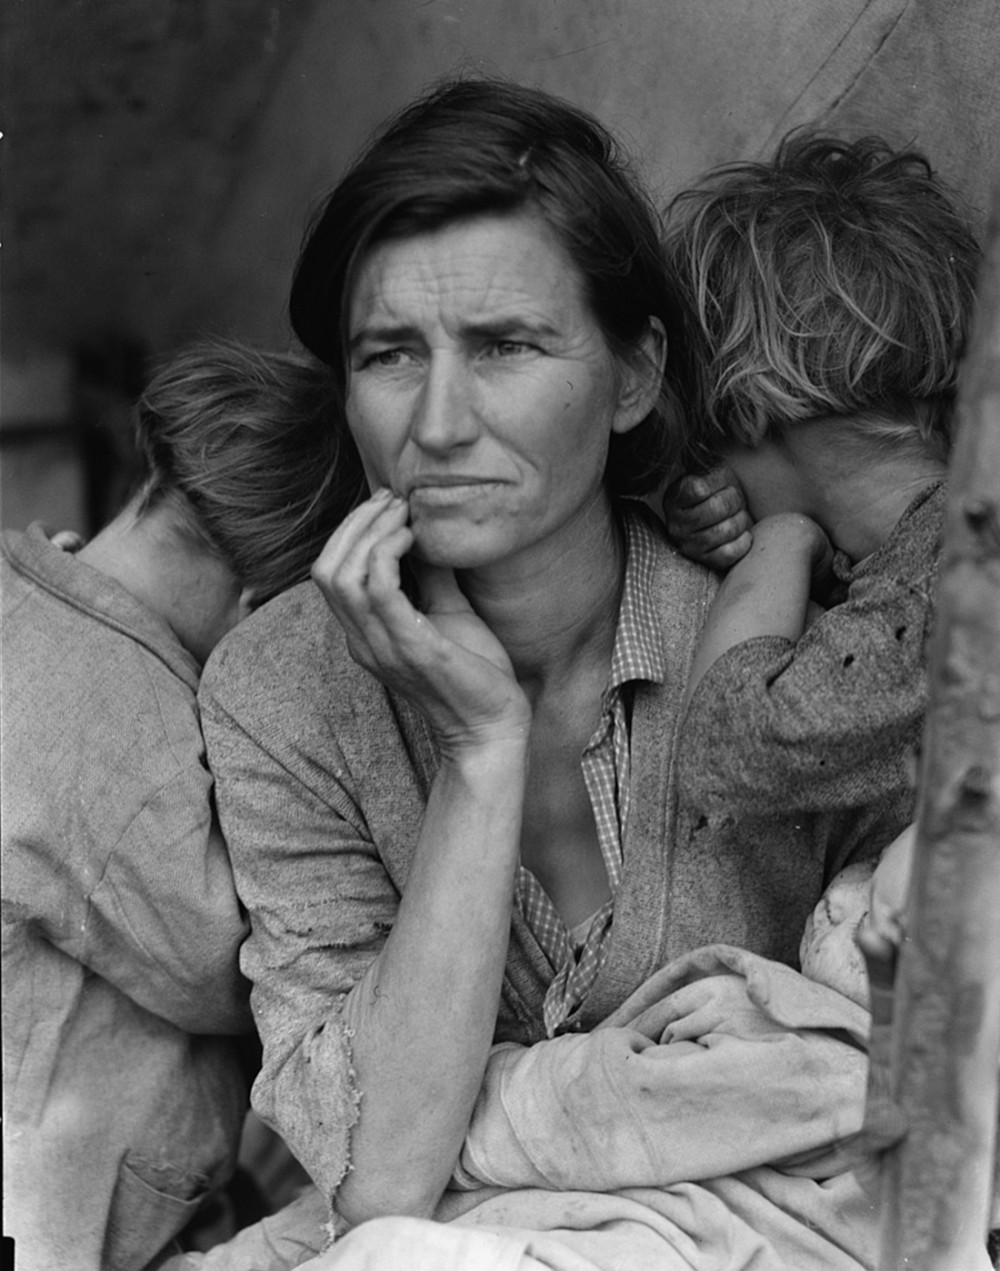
[371,487,392,501]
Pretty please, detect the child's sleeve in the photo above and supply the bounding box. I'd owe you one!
[679,571,931,815]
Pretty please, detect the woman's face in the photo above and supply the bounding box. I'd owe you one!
[344,212,650,571]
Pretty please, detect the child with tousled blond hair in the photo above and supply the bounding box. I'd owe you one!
[661,132,980,861]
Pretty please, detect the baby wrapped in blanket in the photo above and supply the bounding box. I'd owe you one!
[177,829,960,1271]
[449,826,913,1199]
[297,830,928,1271]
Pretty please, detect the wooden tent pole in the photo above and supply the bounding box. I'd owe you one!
[878,186,1000,1269]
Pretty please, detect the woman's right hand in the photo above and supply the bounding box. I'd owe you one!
[311,488,531,1224]
[312,489,531,753]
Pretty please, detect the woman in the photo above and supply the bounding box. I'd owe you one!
[2,339,361,1271]
[198,80,909,1259]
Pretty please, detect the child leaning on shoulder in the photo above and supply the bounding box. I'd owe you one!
[660,131,980,876]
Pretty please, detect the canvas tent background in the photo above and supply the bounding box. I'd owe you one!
[3,0,999,533]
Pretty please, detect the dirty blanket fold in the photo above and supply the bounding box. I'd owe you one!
[452,943,871,1194]
[295,944,906,1270]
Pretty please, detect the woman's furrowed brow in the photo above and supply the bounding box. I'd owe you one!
[463,317,560,341]
[350,317,561,349]
[349,323,420,350]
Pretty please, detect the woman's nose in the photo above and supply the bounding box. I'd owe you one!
[409,355,479,453]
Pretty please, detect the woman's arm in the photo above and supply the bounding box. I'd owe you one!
[308,492,532,1223]
[335,740,526,1223]
[203,491,533,1226]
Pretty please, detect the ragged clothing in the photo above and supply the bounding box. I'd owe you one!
[2,525,253,1271]
[185,945,918,1271]
[679,483,943,820]
[198,503,912,1207]
[451,944,872,1196]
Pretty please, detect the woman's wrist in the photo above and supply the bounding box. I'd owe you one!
[437,725,531,776]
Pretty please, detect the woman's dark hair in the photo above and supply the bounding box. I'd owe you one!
[290,77,692,495]
[135,338,366,605]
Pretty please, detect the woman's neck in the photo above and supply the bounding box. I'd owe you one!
[454,495,625,702]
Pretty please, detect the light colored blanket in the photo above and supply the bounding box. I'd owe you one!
[452,944,871,1194]
[301,945,911,1270]
[172,946,993,1269]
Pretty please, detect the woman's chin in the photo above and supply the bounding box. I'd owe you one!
[409,538,496,571]
[408,517,508,571]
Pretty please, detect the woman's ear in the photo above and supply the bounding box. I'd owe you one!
[611,317,667,436]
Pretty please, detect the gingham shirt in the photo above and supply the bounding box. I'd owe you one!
[515,509,667,1036]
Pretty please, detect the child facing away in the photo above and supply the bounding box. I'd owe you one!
[2,339,364,1271]
[659,131,981,855]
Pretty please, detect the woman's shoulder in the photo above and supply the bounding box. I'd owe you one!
[199,578,389,738]
[205,579,341,681]
[621,501,719,638]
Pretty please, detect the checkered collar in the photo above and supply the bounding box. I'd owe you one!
[607,503,668,693]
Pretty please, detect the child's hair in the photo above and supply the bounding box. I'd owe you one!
[663,131,981,467]
[134,338,366,605]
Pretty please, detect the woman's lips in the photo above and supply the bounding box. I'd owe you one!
[408,478,503,505]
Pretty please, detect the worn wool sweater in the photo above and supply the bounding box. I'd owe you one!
[679,482,944,820]
[199,503,914,1201]
[2,524,252,1271]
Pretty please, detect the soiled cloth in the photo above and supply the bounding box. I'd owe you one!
[2,525,253,1271]
[162,946,880,1271]
[294,945,888,1270]
[452,945,871,1195]
[198,505,913,1205]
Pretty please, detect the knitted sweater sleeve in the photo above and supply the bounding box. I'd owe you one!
[679,568,932,816]
[199,618,402,1203]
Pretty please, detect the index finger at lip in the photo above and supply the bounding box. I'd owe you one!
[314,491,408,580]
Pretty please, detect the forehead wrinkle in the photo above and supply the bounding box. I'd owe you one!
[352,221,583,344]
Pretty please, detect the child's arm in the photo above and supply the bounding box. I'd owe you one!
[678,489,940,816]
[684,513,832,708]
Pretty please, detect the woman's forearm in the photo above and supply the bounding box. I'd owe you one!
[335,737,527,1225]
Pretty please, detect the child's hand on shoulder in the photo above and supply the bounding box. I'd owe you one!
[662,465,753,571]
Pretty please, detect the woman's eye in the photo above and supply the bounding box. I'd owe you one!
[360,348,413,369]
[490,340,533,357]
